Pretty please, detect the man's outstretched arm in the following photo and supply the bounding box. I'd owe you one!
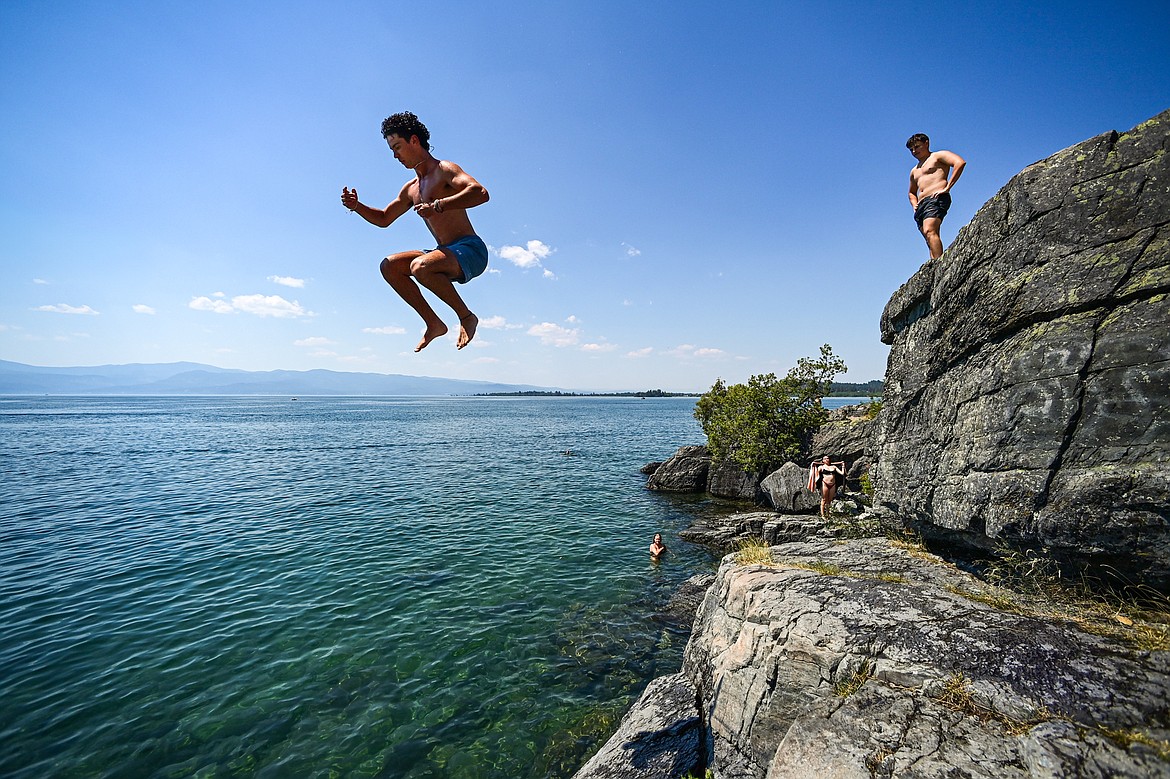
[342,182,413,227]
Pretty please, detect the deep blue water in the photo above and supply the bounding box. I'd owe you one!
[0,396,732,778]
[0,395,865,778]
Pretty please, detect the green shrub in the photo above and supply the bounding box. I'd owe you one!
[693,345,847,473]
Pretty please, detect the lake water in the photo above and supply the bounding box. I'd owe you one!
[0,395,866,778]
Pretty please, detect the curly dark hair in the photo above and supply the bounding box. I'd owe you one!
[381,111,431,151]
[906,133,930,150]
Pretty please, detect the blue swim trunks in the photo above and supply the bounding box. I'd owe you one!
[438,235,489,284]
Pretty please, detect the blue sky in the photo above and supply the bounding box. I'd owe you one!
[2,1,1167,392]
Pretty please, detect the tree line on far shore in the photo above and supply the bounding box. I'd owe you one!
[478,379,881,399]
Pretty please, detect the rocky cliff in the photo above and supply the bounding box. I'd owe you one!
[874,110,1170,588]
[575,112,1170,779]
[575,524,1170,779]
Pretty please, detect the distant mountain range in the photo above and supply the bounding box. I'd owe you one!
[0,360,558,396]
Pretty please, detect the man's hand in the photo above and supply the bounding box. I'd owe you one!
[413,199,443,218]
[341,187,359,211]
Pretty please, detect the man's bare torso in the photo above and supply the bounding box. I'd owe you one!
[910,152,954,199]
[408,160,477,246]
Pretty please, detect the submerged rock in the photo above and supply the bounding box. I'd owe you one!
[570,672,702,779]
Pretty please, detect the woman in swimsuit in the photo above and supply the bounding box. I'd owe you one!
[810,455,847,519]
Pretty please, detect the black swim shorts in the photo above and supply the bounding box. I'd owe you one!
[914,192,952,227]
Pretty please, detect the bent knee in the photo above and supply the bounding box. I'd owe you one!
[381,254,417,276]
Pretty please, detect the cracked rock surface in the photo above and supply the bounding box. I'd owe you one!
[873,110,1170,588]
[683,539,1170,778]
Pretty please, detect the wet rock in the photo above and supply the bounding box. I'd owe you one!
[706,459,763,501]
[646,446,710,492]
[571,672,701,779]
[656,573,718,630]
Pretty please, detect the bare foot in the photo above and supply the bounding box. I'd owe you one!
[415,322,448,352]
[457,314,478,350]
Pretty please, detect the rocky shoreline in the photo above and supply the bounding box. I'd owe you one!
[574,109,1170,778]
[575,512,1169,778]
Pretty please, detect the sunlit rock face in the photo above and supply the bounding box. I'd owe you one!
[873,110,1170,589]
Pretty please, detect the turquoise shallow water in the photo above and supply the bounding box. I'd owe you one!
[0,396,732,778]
[0,395,866,778]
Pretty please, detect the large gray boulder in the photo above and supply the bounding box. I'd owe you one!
[682,538,1170,778]
[707,458,763,501]
[872,110,1170,588]
[646,445,710,492]
[761,462,821,513]
[571,672,702,779]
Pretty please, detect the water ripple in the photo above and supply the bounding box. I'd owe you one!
[0,396,721,778]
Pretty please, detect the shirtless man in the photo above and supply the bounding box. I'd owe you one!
[342,112,489,351]
[907,133,966,260]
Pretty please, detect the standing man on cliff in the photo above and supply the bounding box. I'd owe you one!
[907,133,966,261]
[342,112,490,351]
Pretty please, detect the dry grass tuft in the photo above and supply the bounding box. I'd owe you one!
[833,659,874,698]
[734,538,776,567]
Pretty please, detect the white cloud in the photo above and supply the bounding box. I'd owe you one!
[363,326,407,335]
[232,294,311,318]
[132,304,156,315]
[581,343,617,353]
[479,315,507,329]
[667,344,727,359]
[473,356,501,364]
[191,293,313,318]
[478,315,524,331]
[498,239,553,269]
[566,315,579,324]
[294,336,335,347]
[622,242,642,257]
[33,278,49,285]
[626,347,654,358]
[33,303,99,315]
[527,322,579,347]
[189,296,235,314]
[269,275,305,288]
[542,269,557,280]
